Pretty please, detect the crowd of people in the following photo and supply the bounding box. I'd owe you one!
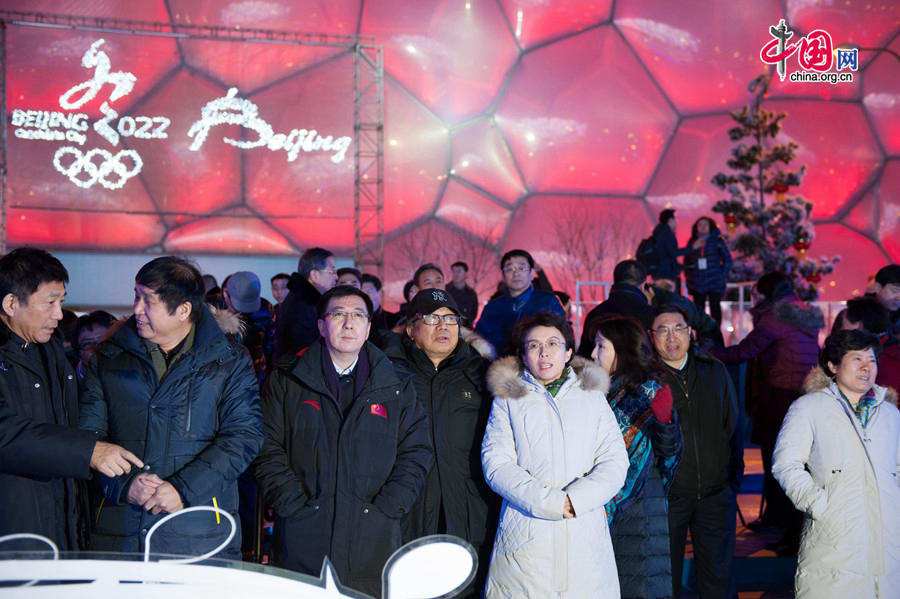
[1,219,899,598]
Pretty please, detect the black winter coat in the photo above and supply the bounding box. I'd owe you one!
[274,273,321,359]
[79,306,263,558]
[383,333,499,559]
[252,339,432,597]
[661,347,743,499]
[0,325,96,550]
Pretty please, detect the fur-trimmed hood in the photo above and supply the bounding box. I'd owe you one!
[459,326,496,361]
[486,355,609,399]
[102,302,244,342]
[753,297,824,331]
[802,365,898,407]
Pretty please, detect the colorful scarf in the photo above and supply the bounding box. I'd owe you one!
[853,387,878,428]
[605,377,681,528]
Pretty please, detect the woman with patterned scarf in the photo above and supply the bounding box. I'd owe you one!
[584,314,684,599]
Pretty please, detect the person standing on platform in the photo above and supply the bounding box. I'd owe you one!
[683,217,732,327]
[650,304,742,599]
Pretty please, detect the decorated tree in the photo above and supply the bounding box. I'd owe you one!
[710,74,839,301]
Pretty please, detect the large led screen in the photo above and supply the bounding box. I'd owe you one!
[5,22,355,254]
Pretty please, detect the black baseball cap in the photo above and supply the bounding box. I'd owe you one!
[407,288,460,318]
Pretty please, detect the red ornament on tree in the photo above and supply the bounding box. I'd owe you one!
[793,237,810,258]
[774,182,790,203]
[724,212,737,233]
[805,272,821,284]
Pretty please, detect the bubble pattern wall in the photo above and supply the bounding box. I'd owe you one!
[3,0,898,303]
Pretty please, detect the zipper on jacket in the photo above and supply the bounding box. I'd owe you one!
[671,372,703,498]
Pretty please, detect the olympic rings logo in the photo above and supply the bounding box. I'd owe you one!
[53,146,143,190]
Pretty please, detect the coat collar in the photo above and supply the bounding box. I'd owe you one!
[287,272,322,304]
[802,365,897,407]
[486,355,609,399]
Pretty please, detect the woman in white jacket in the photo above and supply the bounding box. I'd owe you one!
[481,312,629,598]
[773,329,900,599]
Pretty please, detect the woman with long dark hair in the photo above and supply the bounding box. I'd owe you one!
[683,216,732,326]
[481,312,628,597]
[582,315,683,599]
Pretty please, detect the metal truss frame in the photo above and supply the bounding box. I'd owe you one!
[0,10,384,270]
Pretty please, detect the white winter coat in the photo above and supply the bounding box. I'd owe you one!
[772,368,900,599]
[481,356,629,598]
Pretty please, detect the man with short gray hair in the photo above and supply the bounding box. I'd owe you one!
[0,247,142,550]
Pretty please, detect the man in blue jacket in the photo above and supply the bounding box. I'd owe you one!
[80,256,263,558]
[476,249,565,356]
[253,285,432,597]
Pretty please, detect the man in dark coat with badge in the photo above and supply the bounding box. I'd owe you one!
[384,288,498,595]
[253,285,432,597]
[0,247,142,551]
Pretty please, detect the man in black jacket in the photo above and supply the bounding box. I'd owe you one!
[0,248,142,550]
[650,304,742,599]
[385,288,498,593]
[274,247,337,359]
[79,256,263,558]
[578,260,654,357]
[253,285,431,597]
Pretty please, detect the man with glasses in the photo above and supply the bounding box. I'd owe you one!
[274,247,338,359]
[253,285,431,597]
[384,288,497,594]
[649,304,742,599]
[476,249,565,356]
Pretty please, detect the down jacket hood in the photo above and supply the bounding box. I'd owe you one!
[460,327,497,361]
[753,298,825,331]
[103,303,244,342]
[486,355,609,399]
[803,365,898,406]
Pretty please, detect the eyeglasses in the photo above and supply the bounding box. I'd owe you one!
[417,313,460,326]
[651,325,690,337]
[502,265,530,273]
[525,339,565,353]
[324,311,369,324]
[317,268,337,275]
[78,340,100,350]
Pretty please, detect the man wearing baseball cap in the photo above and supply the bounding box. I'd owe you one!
[224,271,274,383]
[385,288,499,595]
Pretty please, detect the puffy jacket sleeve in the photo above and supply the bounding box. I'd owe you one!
[251,366,311,518]
[563,396,629,515]
[1,384,94,479]
[372,377,433,519]
[167,349,263,507]
[79,355,136,503]
[772,396,828,518]
[711,317,778,364]
[481,397,568,521]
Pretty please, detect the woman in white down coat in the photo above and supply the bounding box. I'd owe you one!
[772,329,900,599]
[481,312,629,598]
